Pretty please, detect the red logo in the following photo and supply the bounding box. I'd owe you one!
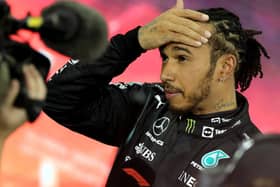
[123,168,151,186]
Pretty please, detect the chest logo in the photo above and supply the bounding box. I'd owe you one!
[135,143,156,162]
[185,119,196,134]
[152,117,170,136]
[155,95,165,109]
[201,149,230,168]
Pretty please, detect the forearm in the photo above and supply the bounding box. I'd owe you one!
[44,27,146,122]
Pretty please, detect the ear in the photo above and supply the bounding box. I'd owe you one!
[215,54,237,81]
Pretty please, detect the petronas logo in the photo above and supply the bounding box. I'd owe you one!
[185,119,196,134]
[201,149,230,168]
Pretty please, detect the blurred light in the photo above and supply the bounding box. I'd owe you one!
[39,158,59,187]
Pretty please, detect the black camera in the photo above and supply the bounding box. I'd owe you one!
[0,41,50,122]
[0,1,50,122]
[0,0,108,121]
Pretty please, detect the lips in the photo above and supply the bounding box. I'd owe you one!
[164,84,182,99]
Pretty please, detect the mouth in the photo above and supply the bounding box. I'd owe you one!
[164,84,183,99]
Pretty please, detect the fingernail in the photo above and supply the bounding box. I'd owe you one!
[201,37,208,43]
[205,31,212,38]
[195,41,202,46]
[201,14,209,21]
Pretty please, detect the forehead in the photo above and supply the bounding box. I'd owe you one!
[161,41,210,57]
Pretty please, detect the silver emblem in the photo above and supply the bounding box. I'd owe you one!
[155,95,165,109]
[152,117,170,136]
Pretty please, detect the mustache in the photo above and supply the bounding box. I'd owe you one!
[161,82,181,91]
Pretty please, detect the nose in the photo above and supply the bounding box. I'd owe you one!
[160,61,176,82]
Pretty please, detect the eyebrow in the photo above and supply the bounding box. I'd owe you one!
[173,46,192,55]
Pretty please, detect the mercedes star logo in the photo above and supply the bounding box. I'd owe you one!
[152,117,170,136]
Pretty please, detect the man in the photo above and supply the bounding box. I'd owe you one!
[44,0,269,186]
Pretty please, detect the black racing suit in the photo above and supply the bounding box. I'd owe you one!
[44,27,261,187]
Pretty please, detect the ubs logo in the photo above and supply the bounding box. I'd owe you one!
[152,117,170,136]
[135,143,156,161]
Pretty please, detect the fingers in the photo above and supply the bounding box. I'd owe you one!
[2,64,47,106]
[0,79,27,129]
[172,8,209,22]
[138,3,212,49]
[0,64,46,130]
[175,0,184,9]
[169,8,212,42]
[2,79,20,107]
[174,0,208,22]
[23,64,47,101]
[161,21,202,46]
[168,15,210,42]
[167,32,203,47]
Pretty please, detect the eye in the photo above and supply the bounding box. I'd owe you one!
[177,55,189,63]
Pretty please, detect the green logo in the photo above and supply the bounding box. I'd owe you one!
[185,119,196,134]
[201,149,230,168]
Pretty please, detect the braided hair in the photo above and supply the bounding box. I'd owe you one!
[199,8,270,91]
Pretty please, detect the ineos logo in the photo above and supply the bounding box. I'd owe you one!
[152,117,170,136]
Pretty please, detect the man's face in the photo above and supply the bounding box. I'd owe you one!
[160,41,215,114]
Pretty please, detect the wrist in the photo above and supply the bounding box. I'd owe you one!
[125,26,146,53]
[138,26,146,49]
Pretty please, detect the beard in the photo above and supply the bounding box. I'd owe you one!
[168,80,211,114]
[168,67,215,115]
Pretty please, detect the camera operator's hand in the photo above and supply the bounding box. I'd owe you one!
[0,64,47,153]
[138,0,211,50]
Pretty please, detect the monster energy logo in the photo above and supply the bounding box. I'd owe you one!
[185,119,196,134]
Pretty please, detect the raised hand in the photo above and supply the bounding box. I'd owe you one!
[138,0,211,50]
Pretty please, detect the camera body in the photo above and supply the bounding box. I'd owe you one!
[0,0,108,121]
[0,0,50,121]
[0,40,50,121]
[1,40,50,107]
